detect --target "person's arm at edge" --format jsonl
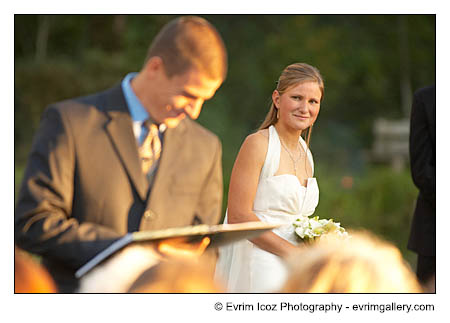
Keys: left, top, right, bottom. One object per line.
{"left": 409, "top": 87, "right": 435, "bottom": 204}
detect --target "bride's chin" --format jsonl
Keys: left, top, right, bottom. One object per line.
{"left": 285, "top": 124, "right": 307, "bottom": 133}
{"left": 290, "top": 121, "right": 310, "bottom": 131}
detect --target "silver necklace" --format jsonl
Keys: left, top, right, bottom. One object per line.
{"left": 279, "top": 136, "right": 303, "bottom": 175}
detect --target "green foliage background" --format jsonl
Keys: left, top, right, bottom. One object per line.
{"left": 14, "top": 15, "right": 435, "bottom": 268}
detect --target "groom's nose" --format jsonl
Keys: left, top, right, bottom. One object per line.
{"left": 184, "top": 99, "right": 204, "bottom": 120}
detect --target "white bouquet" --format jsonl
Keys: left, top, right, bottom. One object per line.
{"left": 293, "top": 215, "right": 348, "bottom": 243}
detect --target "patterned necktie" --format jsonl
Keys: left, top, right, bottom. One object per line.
{"left": 139, "top": 122, "right": 161, "bottom": 176}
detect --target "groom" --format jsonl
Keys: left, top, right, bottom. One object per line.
{"left": 15, "top": 16, "right": 228, "bottom": 292}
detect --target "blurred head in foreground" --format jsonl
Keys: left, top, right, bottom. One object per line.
{"left": 128, "top": 259, "right": 223, "bottom": 293}
{"left": 15, "top": 247, "right": 57, "bottom": 293}
{"left": 281, "top": 231, "right": 422, "bottom": 293}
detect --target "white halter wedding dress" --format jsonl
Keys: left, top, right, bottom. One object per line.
{"left": 215, "top": 125, "right": 319, "bottom": 292}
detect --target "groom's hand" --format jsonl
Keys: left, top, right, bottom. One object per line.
{"left": 155, "top": 236, "right": 211, "bottom": 260}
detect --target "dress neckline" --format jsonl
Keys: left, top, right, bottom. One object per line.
{"left": 270, "top": 125, "right": 314, "bottom": 185}
{"left": 272, "top": 173, "right": 313, "bottom": 189}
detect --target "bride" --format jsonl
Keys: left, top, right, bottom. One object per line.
{"left": 215, "top": 63, "right": 324, "bottom": 292}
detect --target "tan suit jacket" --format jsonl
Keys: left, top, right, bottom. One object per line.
{"left": 15, "top": 84, "right": 223, "bottom": 292}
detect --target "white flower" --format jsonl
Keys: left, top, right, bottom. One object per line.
{"left": 295, "top": 227, "right": 306, "bottom": 239}
{"left": 309, "top": 219, "right": 321, "bottom": 230}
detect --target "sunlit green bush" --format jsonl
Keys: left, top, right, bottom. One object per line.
{"left": 315, "top": 163, "right": 419, "bottom": 266}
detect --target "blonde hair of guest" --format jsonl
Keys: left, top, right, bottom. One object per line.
{"left": 128, "top": 259, "right": 224, "bottom": 293}
{"left": 281, "top": 231, "right": 422, "bottom": 293}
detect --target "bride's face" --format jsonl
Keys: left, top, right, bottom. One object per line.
{"left": 273, "top": 81, "right": 321, "bottom": 131}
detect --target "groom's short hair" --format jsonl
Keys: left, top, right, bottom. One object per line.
{"left": 145, "top": 16, "right": 228, "bottom": 81}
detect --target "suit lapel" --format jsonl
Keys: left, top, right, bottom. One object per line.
{"left": 102, "top": 85, "right": 149, "bottom": 201}
{"left": 147, "top": 119, "right": 187, "bottom": 206}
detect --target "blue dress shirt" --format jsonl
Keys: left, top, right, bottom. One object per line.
{"left": 121, "top": 72, "right": 151, "bottom": 145}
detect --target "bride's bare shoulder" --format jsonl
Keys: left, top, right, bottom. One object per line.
{"left": 239, "top": 129, "right": 269, "bottom": 162}
{"left": 255, "top": 128, "right": 269, "bottom": 139}
{"left": 244, "top": 129, "right": 268, "bottom": 146}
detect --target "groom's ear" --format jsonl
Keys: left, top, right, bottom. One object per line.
{"left": 144, "top": 56, "right": 165, "bottom": 79}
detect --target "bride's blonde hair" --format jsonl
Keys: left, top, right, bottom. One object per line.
{"left": 259, "top": 63, "right": 324, "bottom": 147}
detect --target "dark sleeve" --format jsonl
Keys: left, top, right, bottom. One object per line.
{"left": 15, "top": 105, "right": 121, "bottom": 269}
{"left": 409, "top": 89, "right": 436, "bottom": 204}
{"left": 194, "top": 137, "right": 223, "bottom": 225}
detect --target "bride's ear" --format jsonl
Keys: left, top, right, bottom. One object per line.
{"left": 272, "top": 90, "right": 280, "bottom": 107}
